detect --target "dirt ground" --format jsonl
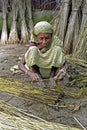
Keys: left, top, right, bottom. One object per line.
{"left": 0, "top": 44, "right": 87, "bottom": 129}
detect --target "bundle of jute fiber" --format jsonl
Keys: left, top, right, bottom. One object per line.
{"left": 0, "top": 100, "right": 82, "bottom": 130}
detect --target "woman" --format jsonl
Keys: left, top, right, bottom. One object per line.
{"left": 18, "top": 21, "right": 68, "bottom": 85}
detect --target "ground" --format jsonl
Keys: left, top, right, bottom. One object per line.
{"left": 0, "top": 44, "right": 87, "bottom": 129}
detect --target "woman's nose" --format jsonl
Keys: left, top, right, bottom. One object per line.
{"left": 42, "top": 39, "right": 47, "bottom": 44}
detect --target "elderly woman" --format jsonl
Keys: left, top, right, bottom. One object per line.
{"left": 18, "top": 21, "right": 68, "bottom": 85}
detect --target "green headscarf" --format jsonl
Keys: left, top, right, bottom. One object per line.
{"left": 33, "top": 21, "right": 53, "bottom": 36}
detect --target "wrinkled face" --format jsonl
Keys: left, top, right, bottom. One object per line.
{"left": 36, "top": 33, "right": 52, "bottom": 48}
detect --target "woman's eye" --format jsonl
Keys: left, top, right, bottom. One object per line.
{"left": 41, "top": 38, "right": 43, "bottom": 40}
{"left": 40, "top": 37, "right": 49, "bottom": 40}
{"left": 38, "top": 38, "right": 43, "bottom": 40}
{"left": 46, "top": 37, "right": 49, "bottom": 40}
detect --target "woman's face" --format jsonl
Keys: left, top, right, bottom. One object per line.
{"left": 36, "top": 33, "right": 52, "bottom": 48}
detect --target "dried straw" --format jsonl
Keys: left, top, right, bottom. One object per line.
{"left": 0, "top": 100, "right": 82, "bottom": 130}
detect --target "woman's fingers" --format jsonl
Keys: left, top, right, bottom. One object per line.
{"left": 31, "top": 73, "right": 41, "bottom": 81}
{"left": 54, "top": 72, "right": 64, "bottom": 81}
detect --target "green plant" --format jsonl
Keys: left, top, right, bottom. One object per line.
{"left": 0, "top": 16, "right": 3, "bottom": 31}
{"left": 33, "top": 14, "right": 54, "bottom": 25}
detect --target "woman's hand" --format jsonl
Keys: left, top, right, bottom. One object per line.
{"left": 54, "top": 69, "right": 66, "bottom": 81}
{"left": 26, "top": 70, "right": 46, "bottom": 87}
{"left": 26, "top": 70, "right": 41, "bottom": 81}
{"left": 54, "top": 61, "right": 68, "bottom": 81}
{"left": 30, "top": 72, "right": 41, "bottom": 81}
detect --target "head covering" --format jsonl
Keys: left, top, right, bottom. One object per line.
{"left": 33, "top": 21, "right": 53, "bottom": 36}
